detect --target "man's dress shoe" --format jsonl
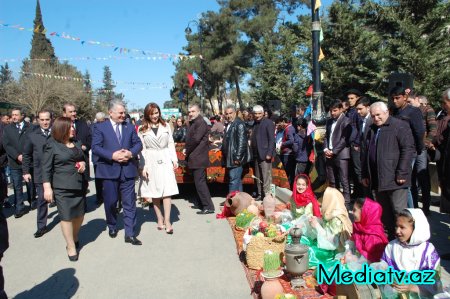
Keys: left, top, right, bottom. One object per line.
{"left": 196, "top": 209, "right": 214, "bottom": 215}
{"left": 109, "top": 229, "right": 118, "bottom": 238}
{"left": 124, "top": 236, "right": 142, "bottom": 245}
{"left": 34, "top": 227, "right": 48, "bottom": 238}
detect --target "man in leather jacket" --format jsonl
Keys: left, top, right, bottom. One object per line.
{"left": 223, "top": 105, "right": 248, "bottom": 192}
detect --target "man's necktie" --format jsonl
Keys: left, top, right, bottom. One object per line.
{"left": 16, "top": 123, "right": 22, "bottom": 134}
{"left": 115, "top": 123, "right": 122, "bottom": 142}
{"left": 44, "top": 129, "right": 50, "bottom": 137}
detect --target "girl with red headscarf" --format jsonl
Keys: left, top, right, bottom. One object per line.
{"left": 352, "top": 197, "right": 388, "bottom": 263}
{"left": 289, "top": 174, "right": 321, "bottom": 218}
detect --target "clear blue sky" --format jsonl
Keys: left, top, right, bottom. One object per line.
{"left": 0, "top": 0, "right": 330, "bottom": 110}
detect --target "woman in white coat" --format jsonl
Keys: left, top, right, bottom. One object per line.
{"left": 139, "top": 103, "right": 179, "bottom": 234}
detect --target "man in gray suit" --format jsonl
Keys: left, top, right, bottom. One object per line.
{"left": 324, "top": 100, "right": 352, "bottom": 209}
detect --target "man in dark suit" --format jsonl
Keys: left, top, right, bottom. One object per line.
{"left": 355, "top": 97, "right": 372, "bottom": 198}
{"left": 0, "top": 119, "right": 8, "bottom": 208}
{"left": 63, "top": 103, "right": 92, "bottom": 197}
{"left": 2, "top": 108, "right": 34, "bottom": 218}
{"left": 324, "top": 100, "right": 352, "bottom": 209}
{"left": 92, "top": 100, "right": 143, "bottom": 245}
{"left": 23, "top": 110, "right": 52, "bottom": 238}
{"left": 91, "top": 112, "right": 107, "bottom": 206}
{"left": 250, "top": 105, "right": 275, "bottom": 200}
{"left": 184, "top": 104, "right": 215, "bottom": 214}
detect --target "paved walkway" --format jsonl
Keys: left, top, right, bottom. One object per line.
{"left": 2, "top": 183, "right": 252, "bottom": 299}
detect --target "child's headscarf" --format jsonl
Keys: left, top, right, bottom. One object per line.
{"left": 321, "top": 187, "right": 353, "bottom": 243}
{"left": 292, "top": 174, "right": 321, "bottom": 217}
{"left": 353, "top": 198, "right": 388, "bottom": 263}
{"left": 382, "top": 209, "right": 440, "bottom": 273}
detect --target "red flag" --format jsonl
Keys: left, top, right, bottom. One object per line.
{"left": 305, "top": 84, "right": 313, "bottom": 97}
{"left": 187, "top": 73, "right": 195, "bottom": 88}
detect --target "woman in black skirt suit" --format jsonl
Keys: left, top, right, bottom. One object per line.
{"left": 42, "top": 117, "right": 87, "bottom": 261}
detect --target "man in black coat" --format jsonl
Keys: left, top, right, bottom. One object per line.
{"left": 184, "top": 104, "right": 215, "bottom": 214}
{"left": 250, "top": 105, "right": 275, "bottom": 200}
{"left": 23, "top": 110, "right": 53, "bottom": 238}
{"left": 0, "top": 120, "right": 8, "bottom": 208}
{"left": 362, "top": 101, "right": 415, "bottom": 240}
{"left": 222, "top": 105, "right": 248, "bottom": 193}
{"left": 324, "top": 100, "right": 352, "bottom": 209}
{"left": 390, "top": 87, "right": 425, "bottom": 209}
{"left": 2, "top": 108, "right": 34, "bottom": 217}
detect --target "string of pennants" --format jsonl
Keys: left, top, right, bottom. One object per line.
{"left": 20, "top": 71, "right": 168, "bottom": 88}
{"left": 0, "top": 22, "right": 200, "bottom": 60}
{"left": 0, "top": 55, "right": 197, "bottom": 63}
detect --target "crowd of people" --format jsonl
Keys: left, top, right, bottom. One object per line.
{"left": 0, "top": 86, "right": 449, "bottom": 297}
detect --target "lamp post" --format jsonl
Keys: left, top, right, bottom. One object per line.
{"left": 310, "top": 0, "right": 326, "bottom": 126}
{"left": 185, "top": 20, "right": 205, "bottom": 113}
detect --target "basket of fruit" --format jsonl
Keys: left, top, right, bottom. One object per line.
{"left": 246, "top": 221, "right": 287, "bottom": 270}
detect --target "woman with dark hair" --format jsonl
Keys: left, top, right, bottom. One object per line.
{"left": 172, "top": 117, "right": 187, "bottom": 143}
{"left": 42, "top": 117, "right": 86, "bottom": 261}
{"left": 138, "top": 103, "right": 179, "bottom": 234}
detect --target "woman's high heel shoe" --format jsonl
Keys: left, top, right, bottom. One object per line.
{"left": 66, "top": 247, "right": 78, "bottom": 262}
{"left": 165, "top": 226, "right": 173, "bottom": 235}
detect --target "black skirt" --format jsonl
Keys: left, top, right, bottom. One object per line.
{"left": 53, "top": 188, "right": 85, "bottom": 221}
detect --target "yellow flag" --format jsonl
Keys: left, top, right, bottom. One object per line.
{"left": 315, "top": 0, "right": 322, "bottom": 11}
{"left": 319, "top": 47, "right": 325, "bottom": 61}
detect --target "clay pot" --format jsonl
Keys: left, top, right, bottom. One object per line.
{"left": 263, "top": 194, "right": 276, "bottom": 219}
{"left": 261, "top": 278, "right": 284, "bottom": 299}
{"left": 225, "top": 192, "right": 254, "bottom": 215}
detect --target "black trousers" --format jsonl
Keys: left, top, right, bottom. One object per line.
{"left": 0, "top": 168, "right": 6, "bottom": 204}
{"left": 191, "top": 168, "right": 214, "bottom": 211}
{"left": 375, "top": 188, "right": 408, "bottom": 240}
{"left": 326, "top": 157, "right": 350, "bottom": 205}
{"left": 93, "top": 165, "right": 103, "bottom": 202}
{"left": 350, "top": 146, "right": 364, "bottom": 198}
{"left": 35, "top": 184, "right": 48, "bottom": 230}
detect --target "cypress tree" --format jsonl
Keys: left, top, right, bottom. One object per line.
{"left": 30, "top": 0, "right": 56, "bottom": 62}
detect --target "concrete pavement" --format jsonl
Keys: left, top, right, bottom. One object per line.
{"left": 2, "top": 182, "right": 252, "bottom": 299}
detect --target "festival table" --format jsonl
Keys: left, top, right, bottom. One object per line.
{"left": 227, "top": 216, "right": 333, "bottom": 299}
{"left": 175, "top": 143, "right": 290, "bottom": 188}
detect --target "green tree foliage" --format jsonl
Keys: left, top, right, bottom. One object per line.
{"left": 320, "top": 0, "right": 388, "bottom": 102}
{"left": 30, "top": 0, "right": 56, "bottom": 63}
{"left": 171, "top": 0, "right": 449, "bottom": 114}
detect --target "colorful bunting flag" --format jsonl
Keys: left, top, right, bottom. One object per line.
{"left": 305, "top": 84, "right": 313, "bottom": 97}
{"left": 187, "top": 73, "right": 195, "bottom": 88}
{"left": 319, "top": 47, "right": 325, "bottom": 61}
{"left": 314, "top": 0, "right": 321, "bottom": 11}
{"left": 0, "top": 22, "right": 200, "bottom": 60}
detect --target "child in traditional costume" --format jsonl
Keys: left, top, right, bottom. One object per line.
{"left": 381, "top": 209, "right": 442, "bottom": 298}
{"left": 289, "top": 174, "right": 321, "bottom": 219}
{"left": 352, "top": 197, "right": 388, "bottom": 263}
{"left": 309, "top": 187, "right": 352, "bottom": 251}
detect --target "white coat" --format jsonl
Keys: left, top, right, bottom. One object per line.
{"left": 138, "top": 124, "right": 179, "bottom": 198}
